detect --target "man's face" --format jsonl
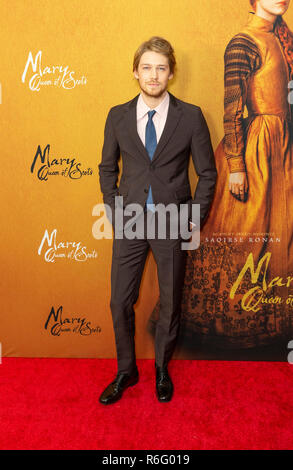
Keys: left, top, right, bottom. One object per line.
{"left": 134, "top": 51, "right": 173, "bottom": 98}
{"left": 258, "top": 0, "right": 290, "bottom": 16}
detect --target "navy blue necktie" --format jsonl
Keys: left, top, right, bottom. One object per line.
{"left": 145, "top": 110, "right": 157, "bottom": 211}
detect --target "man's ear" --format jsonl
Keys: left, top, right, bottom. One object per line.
{"left": 133, "top": 70, "right": 139, "bottom": 80}
{"left": 168, "top": 73, "right": 174, "bottom": 80}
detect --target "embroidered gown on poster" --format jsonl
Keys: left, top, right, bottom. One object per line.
{"left": 149, "top": 13, "right": 293, "bottom": 348}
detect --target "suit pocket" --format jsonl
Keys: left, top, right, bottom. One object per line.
{"left": 174, "top": 184, "right": 191, "bottom": 202}
{"left": 118, "top": 184, "right": 128, "bottom": 197}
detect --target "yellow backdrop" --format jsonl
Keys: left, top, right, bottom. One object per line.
{"left": 1, "top": 0, "right": 292, "bottom": 357}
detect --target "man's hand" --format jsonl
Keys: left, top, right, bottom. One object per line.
{"left": 229, "top": 171, "right": 248, "bottom": 202}
{"left": 188, "top": 221, "right": 198, "bottom": 245}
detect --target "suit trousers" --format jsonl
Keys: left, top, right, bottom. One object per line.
{"left": 110, "top": 208, "right": 187, "bottom": 374}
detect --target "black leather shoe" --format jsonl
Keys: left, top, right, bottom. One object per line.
{"left": 155, "top": 365, "right": 173, "bottom": 402}
{"left": 99, "top": 369, "right": 139, "bottom": 405}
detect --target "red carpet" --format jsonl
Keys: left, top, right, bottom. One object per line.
{"left": 0, "top": 358, "right": 292, "bottom": 450}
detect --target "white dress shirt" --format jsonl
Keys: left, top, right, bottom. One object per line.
{"left": 136, "top": 92, "right": 170, "bottom": 145}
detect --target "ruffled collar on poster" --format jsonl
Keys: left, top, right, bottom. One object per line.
{"left": 247, "top": 11, "right": 276, "bottom": 32}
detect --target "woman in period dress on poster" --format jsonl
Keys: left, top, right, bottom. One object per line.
{"left": 149, "top": 0, "right": 293, "bottom": 349}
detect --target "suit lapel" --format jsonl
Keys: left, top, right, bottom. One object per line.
{"left": 123, "top": 92, "right": 183, "bottom": 164}
{"left": 123, "top": 95, "right": 151, "bottom": 164}
{"left": 152, "top": 93, "right": 183, "bottom": 163}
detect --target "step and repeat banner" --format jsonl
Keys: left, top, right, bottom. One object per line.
{"left": 1, "top": 0, "right": 293, "bottom": 360}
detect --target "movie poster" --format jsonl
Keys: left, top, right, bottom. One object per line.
{"left": 1, "top": 0, "right": 293, "bottom": 362}
{"left": 150, "top": 2, "right": 293, "bottom": 361}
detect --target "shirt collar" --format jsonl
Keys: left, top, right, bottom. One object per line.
{"left": 137, "top": 92, "right": 170, "bottom": 119}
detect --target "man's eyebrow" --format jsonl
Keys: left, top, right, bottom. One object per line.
{"left": 140, "top": 63, "right": 168, "bottom": 66}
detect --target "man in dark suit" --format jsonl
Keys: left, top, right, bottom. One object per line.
{"left": 98, "top": 36, "right": 217, "bottom": 404}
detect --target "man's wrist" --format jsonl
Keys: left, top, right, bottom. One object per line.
{"left": 189, "top": 220, "right": 196, "bottom": 231}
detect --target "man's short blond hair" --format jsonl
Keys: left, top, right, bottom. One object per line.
{"left": 133, "top": 36, "right": 176, "bottom": 74}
